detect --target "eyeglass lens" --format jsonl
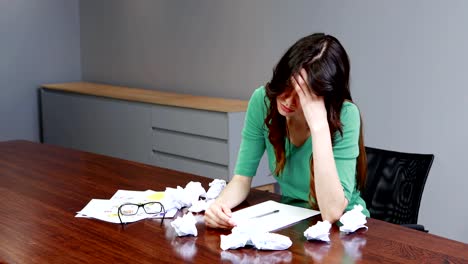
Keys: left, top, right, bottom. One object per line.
{"left": 143, "top": 203, "right": 163, "bottom": 214}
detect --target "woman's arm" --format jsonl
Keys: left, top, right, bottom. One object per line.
{"left": 205, "top": 87, "right": 266, "bottom": 228}
{"left": 204, "top": 175, "right": 252, "bottom": 228}
{"left": 216, "top": 175, "right": 253, "bottom": 208}
{"left": 292, "top": 69, "right": 347, "bottom": 222}
{"left": 310, "top": 124, "right": 348, "bottom": 222}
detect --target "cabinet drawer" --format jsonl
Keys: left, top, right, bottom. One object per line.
{"left": 151, "top": 151, "right": 229, "bottom": 181}
{"left": 151, "top": 105, "right": 228, "bottom": 140}
{"left": 152, "top": 129, "right": 228, "bottom": 165}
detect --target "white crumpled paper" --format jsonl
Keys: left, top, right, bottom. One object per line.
{"left": 220, "top": 221, "right": 292, "bottom": 251}
{"left": 185, "top": 181, "right": 207, "bottom": 201}
{"left": 250, "top": 232, "right": 293, "bottom": 250}
{"left": 220, "top": 233, "right": 251, "bottom": 250}
{"left": 162, "top": 186, "right": 191, "bottom": 210}
{"left": 171, "top": 212, "right": 198, "bottom": 237}
{"left": 188, "top": 198, "right": 214, "bottom": 213}
{"left": 162, "top": 181, "right": 207, "bottom": 210}
{"left": 205, "top": 179, "right": 226, "bottom": 200}
{"left": 220, "top": 232, "right": 292, "bottom": 251}
{"left": 187, "top": 179, "right": 224, "bottom": 212}
{"left": 165, "top": 179, "right": 228, "bottom": 237}
{"left": 339, "top": 205, "right": 368, "bottom": 234}
{"left": 304, "top": 220, "right": 332, "bottom": 242}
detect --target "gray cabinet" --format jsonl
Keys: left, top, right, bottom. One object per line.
{"left": 41, "top": 82, "right": 273, "bottom": 187}
{"left": 41, "top": 89, "right": 151, "bottom": 163}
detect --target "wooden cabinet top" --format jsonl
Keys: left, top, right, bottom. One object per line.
{"left": 42, "top": 82, "right": 248, "bottom": 112}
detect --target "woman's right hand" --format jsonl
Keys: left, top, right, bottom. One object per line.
{"left": 204, "top": 201, "right": 236, "bottom": 229}
{"left": 291, "top": 68, "right": 328, "bottom": 132}
{"left": 204, "top": 175, "right": 252, "bottom": 229}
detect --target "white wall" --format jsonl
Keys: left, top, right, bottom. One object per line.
{"left": 0, "top": 0, "right": 81, "bottom": 141}
{"left": 311, "top": 0, "right": 468, "bottom": 243}
{"left": 80, "top": 0, "right": 468, "bottom": 243}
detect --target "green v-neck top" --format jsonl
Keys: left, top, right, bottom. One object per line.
{"left": 234, "top": 86, "right": 369, "bottom": 216}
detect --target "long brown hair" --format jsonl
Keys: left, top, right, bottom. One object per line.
{"left": 264, "top": 33, "right": 367, "bottom": 210}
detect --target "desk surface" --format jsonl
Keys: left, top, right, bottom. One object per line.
{"left": 42, "top": 82, "right": 248, "bottom": 112}
{"left": 1, "top": 140, "right": 467, "bottom": 263}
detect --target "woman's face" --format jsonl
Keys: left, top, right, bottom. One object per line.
{"left": 276, "top": 87, "right": 303, "bottom": 118}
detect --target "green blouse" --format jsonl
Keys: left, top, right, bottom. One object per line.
{"left": 234, "top": 86, "right": 369, "bottom": 216}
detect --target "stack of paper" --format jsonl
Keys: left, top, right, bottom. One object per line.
{"left": 76, "top": 190, "right": 178, "bottom": 224}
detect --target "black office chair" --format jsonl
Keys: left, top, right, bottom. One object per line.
{"left": 362, "top": 146, "right": 434, "bottom": 232}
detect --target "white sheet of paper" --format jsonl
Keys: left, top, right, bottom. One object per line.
{"left": 231, "top": 200, "right": 320, "bottom": 233}
{"left": 75, "top": 189, "right": 179, "bottom": 224}
{"left": 75, "top": 199, "right": 125, "bottom": 224}
{"left": 76, "top": 199, "right": 178, "bottom": 222}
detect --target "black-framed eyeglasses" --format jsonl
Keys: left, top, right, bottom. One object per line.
{"left": 117, "top": 202, "right": 166, "bottom": 226}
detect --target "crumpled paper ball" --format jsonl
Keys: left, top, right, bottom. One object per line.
{"left": 188, "top": 199, "right": 214, "bottom": 213}
{"left": 339, "top": 205, "right": 368, "bottom": 234}
{"left": 220, "top": 232, "right": 292, "bottom": 251}
{"left": 304, "top": 220, "right": 332, "bottom": 242}
{"left": 220, "top": 221, "right": 292, "bottom": 251}
{"left": 250, "top": 232, "right": 293, "bottom": 250}
{"left": 171, "top": 212, "right": 198, "bottom": 237}
{"left": 184, "top": 181, "right": 207, "bottom": 203}
{"left": 205, "top": 179, "right": 226, "bottom": 199}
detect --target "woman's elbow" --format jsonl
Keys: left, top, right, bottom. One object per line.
{"left": 321, "top": 209, "right": 344, "bottom": 223}
{"left": 321, "top": 199, "right": 348, "bottom": 223}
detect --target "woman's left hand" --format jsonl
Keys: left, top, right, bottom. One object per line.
{"left": 291, "top": 68, "right": 328, "bottom": 132}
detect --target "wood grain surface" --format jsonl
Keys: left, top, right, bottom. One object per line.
{"left": 1, "top": 140, "right": 467, "bottom": 263}
{"left": 42, "top": 82, "right": 248, "bottom": 112}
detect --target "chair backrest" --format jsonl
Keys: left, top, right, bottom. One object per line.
{"left": 362, "top": 147, "right": 434, "bottom": 225}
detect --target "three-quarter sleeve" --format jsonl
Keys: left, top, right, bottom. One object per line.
{"left": 234, "top": 87, "right": 267, "bottom": 177}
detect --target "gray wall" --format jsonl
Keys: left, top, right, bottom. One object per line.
{"left": 0, "top": 0, "right": 81, "bottom": 142}
{"left": 80, "top": 0, "right": 468, "bottom": 243}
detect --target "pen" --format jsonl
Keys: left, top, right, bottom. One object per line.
{"left": 250, "top": 209, "right": 280, "bottom": 219}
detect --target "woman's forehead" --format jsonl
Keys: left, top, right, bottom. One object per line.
{"left": 279, "top": 85, "right": 297, "bottom": 97}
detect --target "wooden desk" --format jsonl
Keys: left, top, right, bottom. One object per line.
{"left": 1, "top": 140, "right": 467, "bottom": 263}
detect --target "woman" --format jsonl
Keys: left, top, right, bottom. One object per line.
{"left": 204, "top": 33, "right": 369, "bottom": 229}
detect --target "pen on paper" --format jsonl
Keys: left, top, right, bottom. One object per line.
{"left": 250, "top": 209, "right": 280, "bottom": 219}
